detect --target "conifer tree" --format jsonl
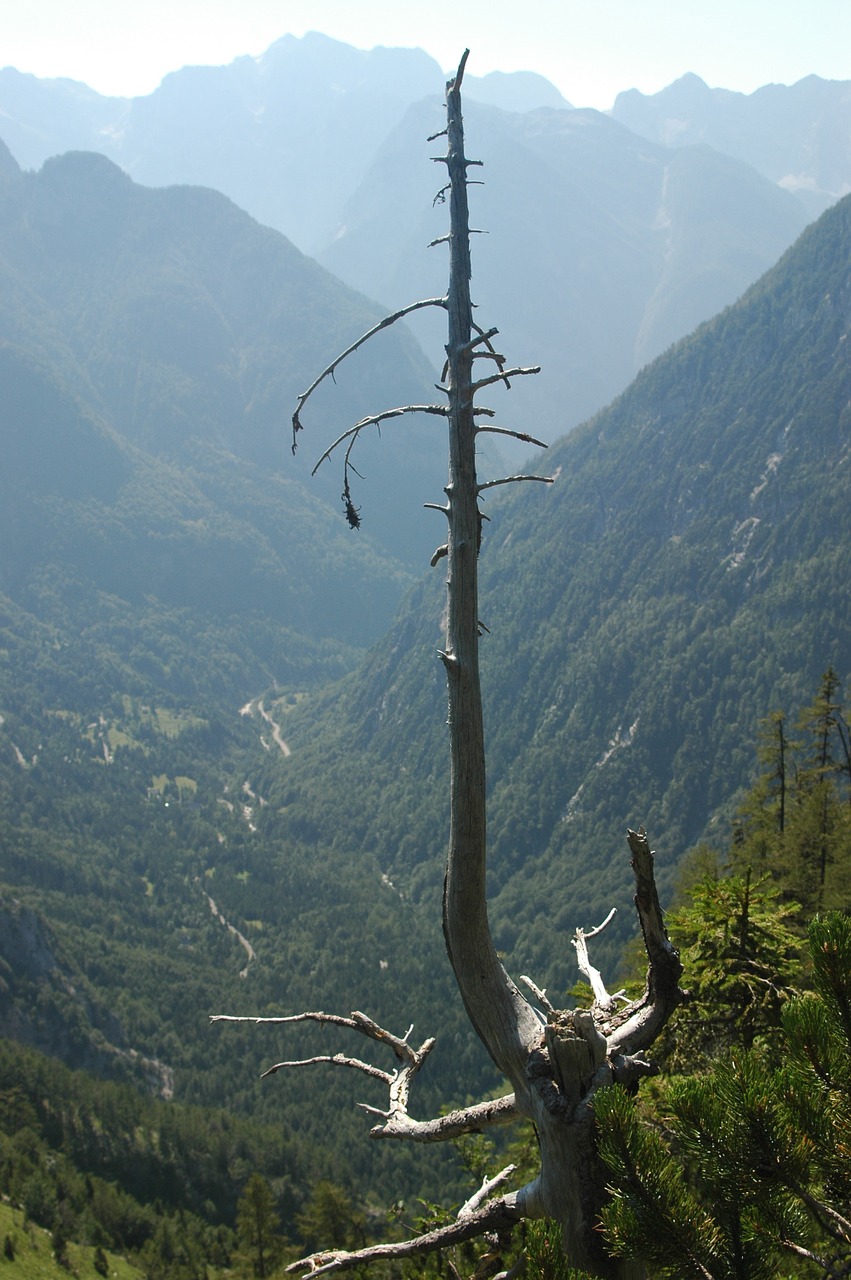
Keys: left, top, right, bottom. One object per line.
{"left": 730, "top": 672, "right": 851, "bottom": 915}
{"left": 594, "top": 913, "right": 851, "bottom": 1278}
{"left": 237, "top": 1173, "right": 283, "bottom": 1279}
{"left": 655, "top": 871, "right": 801, "bottom": 1072}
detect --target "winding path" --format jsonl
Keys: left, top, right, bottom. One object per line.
{"left": 205, "top": 892, "right": 257, "bottom": 978}
{"left": 239, "top": 696, "right": 292, "bottom": 757}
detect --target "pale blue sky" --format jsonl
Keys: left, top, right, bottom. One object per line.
{"left": 4, "top": 0, "right": 850, "bottom": 108}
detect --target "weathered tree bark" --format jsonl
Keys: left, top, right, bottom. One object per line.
{"left": 438, "top": 54, "right": 678, "bottom": 1279}
{"left": 439, "top": 51, "right": 546, "bottom": 1087}
{"left": 215, "top": 50, "right": 683, "bottom": 1280}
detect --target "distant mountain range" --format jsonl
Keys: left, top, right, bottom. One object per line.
{"left": 612, "top": 72, "right": 851, "bottom": 218}
{"left": 2, "top": 35, "right": 848, "bottom": 441}
{"left": 319, "top": 95, "right": 809, "bottom": 442}
{"left": 0, "top": 33, "right": 568, "bottom": 253}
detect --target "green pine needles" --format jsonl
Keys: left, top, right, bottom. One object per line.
{"left": 595, "top": 912, "right": 851, "bottom": 1278}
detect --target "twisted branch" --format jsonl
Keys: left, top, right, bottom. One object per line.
{"left": 287, "top": 1190, "right": 524, "bottom": 1277}
{"left": 472, "top": 365, "right": 541, "bottom": 393}
{"left": 310, "top": 405, "right": 449, "bottom": 477}
{"left": 211, "top": 1008, "right": 520, "bottom": 1142}
{"left": 478, "top": 475, "right": 554, "bottom": 493}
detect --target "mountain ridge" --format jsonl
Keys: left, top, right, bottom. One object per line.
{"left": 612, "top": 71, "right": 851, "bottom": 217}
{"left": 3, "top": 38, "right": 846, "bottom": 449}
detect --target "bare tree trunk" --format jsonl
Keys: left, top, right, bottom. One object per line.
{"left": 440, "top": 52, "right": 545, "bottom": 1086}
{"left": 439, "top": 55, "right": 667, "bottom": 1278}
{"left": 219, "top": 49, "right": 682, "bottom": 1280}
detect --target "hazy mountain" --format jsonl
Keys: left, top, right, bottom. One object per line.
{"left": 612, "top": 73, "right": 851, "bottom": 218}
{"left": 0, "top": 143, "right": 448, "bottom": 589}
{"left": 0, "top": 34, "right": 565, "bottom": 254}
{"left": 465, "top": 68, "right": 570, "bottom": 112}
{"left": 320, "top": 97, "right": 809, "bottom": 442}
{"left": 3, "top": 36, "right": 845, "bottom": 446}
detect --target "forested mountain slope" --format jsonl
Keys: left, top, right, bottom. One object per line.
{"left": 263, "top": 192, "right": 851, "bottom": 986}
{"left": 0, "top": 133, "right": 464, "bottom": 1200}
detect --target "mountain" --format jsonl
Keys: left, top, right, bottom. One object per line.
{"left": 1, "top": 52, "right": 850, "bottom": 1231}
{"left": 259, "top": 192, "right": 851, "bottom": 986}
{"left": 0, "top": 141, "right": 449, "bottom": 633}
{"left": 0, "top": 136, "right": 475, "bottom": 1206}
{"left": 0, "top": 144, "right": 848, "bottom": 1247}
{"left": 612, "top": 73, "right": 851, "bottom": 218}
{"left": 3, "top": 37, "right": 842, "bottom": 446}
{"left": 0, "top": 34, "right": 566, "bottom": 254}
{"left": 0, "top": 139, "right": 449, "bottom": 1155}
{"left": 465, "top": 68, "right": 570, "bottom": 112}
{"left": 320, "top": 96, "right": 809, "bottom": 442}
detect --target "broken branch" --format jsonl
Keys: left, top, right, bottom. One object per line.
{"left": 605, "top": 828, "right": 684, "bottom": 1054}
{"left": 572, "top": 910, "right": 621, "bottom": 1011}
{"left": 291, "top": 298, "right": 448, "bottom": 451}
{"left": 477, "top": 475, "right": 555, "bottom": 493}
{"left": 472, "top": 366, "right": 541, "bottom": 393}
{"left": 310, "top": 404, "right": 449, "bottom": 476}
{"left": 263, "top": 1054, "right": 391, "bottom": 1083}
{"left": 287, "top": 1191, "right": 524, "bottom": 1277}
{"left": 367, "top": 1093, "right": 520, "bottom": 1143}
{"left": 476, "top": 426, "right": 549, "bottom": 449}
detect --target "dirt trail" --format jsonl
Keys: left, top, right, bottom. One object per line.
{"left": 205, "top": 892, "right": 257, "bottom": 978}
{"left": 239, "top": 697, "right": 291, "bottom": 757}
{"left": 257, "top": 700, "right": 291, "bottom": 756}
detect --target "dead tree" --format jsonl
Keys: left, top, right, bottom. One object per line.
{"left": 214, "top": 51, "right": 682, "bottom": 1279}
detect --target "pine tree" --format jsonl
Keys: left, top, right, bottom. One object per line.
{"left": 732, "top": 711, "right": 794, "bottom": 877}
{"left": 730, "top": 673, "right": 851, "bottom": 916}
{"left": 295, "top": 1181, "right": 364, "bottom": 1254}
{"left": 656, "top": 871, "right": 801, "bottom": 1072}
{"left": 236, "top": 1173, "right": 283, "bottom": 1279}
{"left": 785, "top": 669, "right": 851, "bottom": 913}
{"left": 595, "top": 913, "right": 851, "bottom": 1278}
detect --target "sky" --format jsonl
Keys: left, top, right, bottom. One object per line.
{"left": 4, "top": 0, "right": 850, "bottom": 109}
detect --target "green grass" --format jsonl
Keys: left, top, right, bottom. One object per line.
{"left": 152, "top": 707, "right": 207, "bottom": 739}
{"left": 0, "top": 1202, "right": 142, "bottom": 1280}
